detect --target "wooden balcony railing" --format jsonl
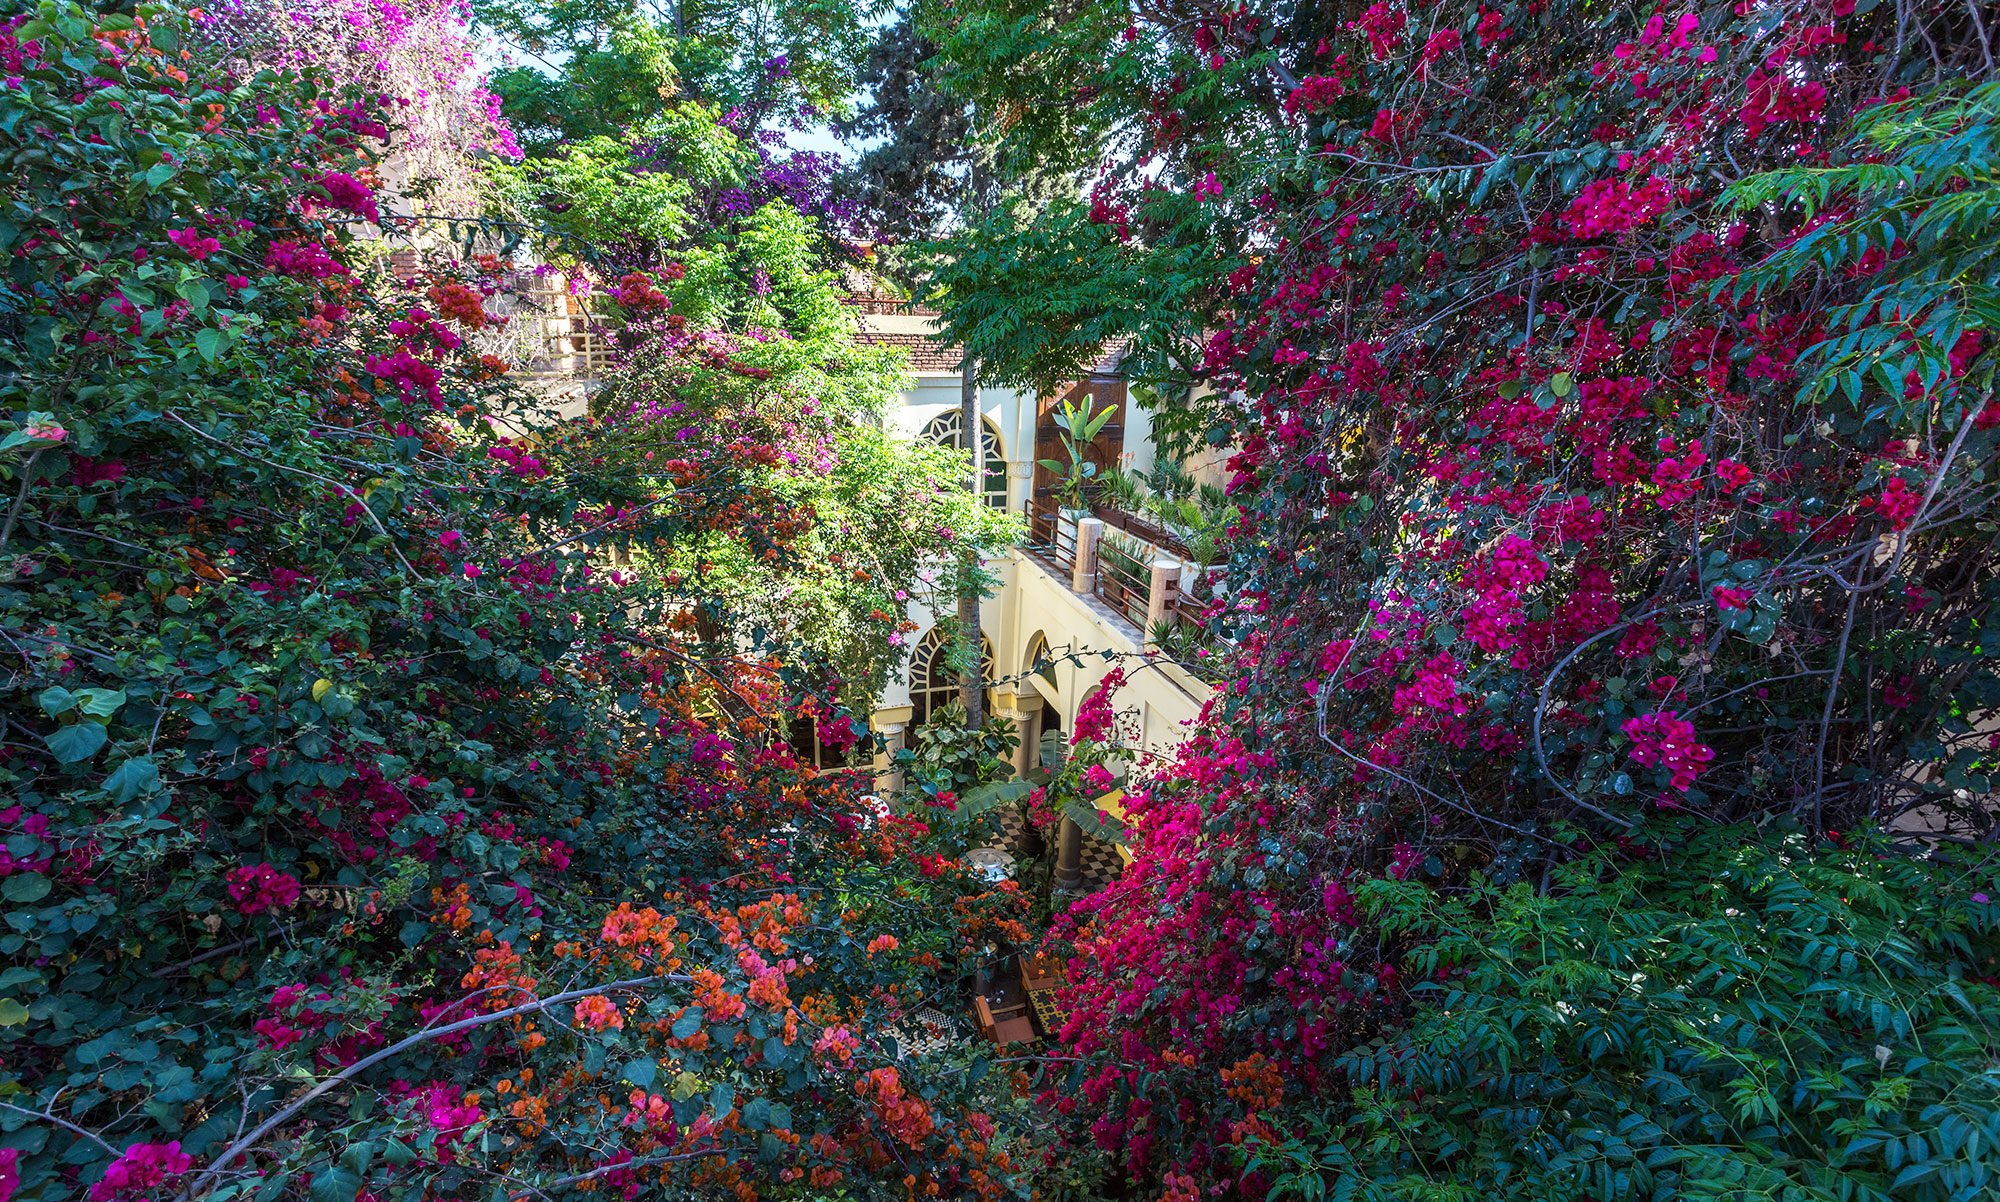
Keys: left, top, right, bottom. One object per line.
{"left": 1020, "top": 497, "right": 1228, "bottom": 677}
{"left": 1093, "top": 538, "right": 1152, "bottom": 630}
{"left": 1021, "top": 496, "right": 1078, "bottom": 579}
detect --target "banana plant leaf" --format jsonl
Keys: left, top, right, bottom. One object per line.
{"left": 1063, "top": 797, "right": 1129, "bottom": 845}
{"left": 953, "top": 778, "right": 1035, "bottom": 818}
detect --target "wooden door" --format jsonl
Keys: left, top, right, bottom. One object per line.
{"left": 1033, "top": 376, "right": 1126, "bottom": 502}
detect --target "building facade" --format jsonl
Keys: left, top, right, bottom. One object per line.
{"left": 851, "top": 298, "right": 1219, "bottom": 848}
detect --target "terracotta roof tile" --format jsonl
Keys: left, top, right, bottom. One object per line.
{"left": 859, "top": 329, "right": 964, "bottom": 373}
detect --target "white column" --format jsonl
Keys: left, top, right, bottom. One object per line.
{"left": 873, "top": 719, "right": 908, "bottom": 796}
{"left": 991, "top": 688, "right": 1033, "bottom": 779}
{"left": 1008, "top": 459, "right": 1034, "bottom": 514}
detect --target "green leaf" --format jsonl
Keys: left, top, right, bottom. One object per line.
{"left": 38, "top": 687, "right": 77, "bottom": 717}
{"left": 74, "top": 688, "right": 126, "bottom": 718}
{"left": 145, "top": 161, "right": 175, "bottom": 189}
{"left": 2, "top": 873, "right": 50, "bottom": 904}
{"left": 708, "top": 1080, "right": 735, "bottom": 1118}
{"left": 46, "top": 722, "right": 108, "bottom": 763}
{"left": 742, "top": 1097, "right": 771, "bottom": 1130}
{"left": 623, "top": 1057, "right": 657, "bottom": 1088}
{"left": 195, "top": 327, "right": 223, "bottom": 362}
{"left": 0, "top": 998, "right": 27, "bottom": 1026}
{"left": 671, "top": 1008, "right": 704, "bottom": 1039}
{"left": 103, "top": 756, "right": 160, "bottom": 804}
{"left": 955, "top": 779, "right": 1033, "bottom": 817}
{"left": 339, "top": 1144, "right": 374, "bottom": 1179}
{"left": 1549, "top": 371, "right": 1574, "bottom": 397}
{"left": 308, "top": 1165, "right": 362, "bottom": 1202}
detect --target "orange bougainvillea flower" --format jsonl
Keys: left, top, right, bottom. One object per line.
{"left": 573, "top": 995, "right": 625, "bottom": 1031}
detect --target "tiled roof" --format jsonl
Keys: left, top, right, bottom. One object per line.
{"left": 859, "top": 328, "right": 966, "bottom": 373}
{"left": 1087, "top": 343, "right": 1129, "bottom": 375}
{"left": 843, "top": 286, "right": 1125, "bottom": 378}
{"left": 843, "top": 294, "right": 939, "bottom": 316}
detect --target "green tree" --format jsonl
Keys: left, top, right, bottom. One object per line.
{"left": 477, "top": 0, "right": 881, "bottom": 151}
{"left": 0, "top": 6, "right": 1039, "bottom": 1197}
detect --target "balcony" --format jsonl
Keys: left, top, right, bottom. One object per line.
{"left": 1016, "top": 498, "right": 1228, "bottom": 680}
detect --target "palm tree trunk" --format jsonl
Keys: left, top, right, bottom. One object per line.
{"left": 958, "top": 355, "right": 985, "bottom": 728}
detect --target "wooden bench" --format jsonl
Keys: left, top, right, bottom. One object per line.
{"left": 973, "top": 995, "right": 1036, "bottom": 1045}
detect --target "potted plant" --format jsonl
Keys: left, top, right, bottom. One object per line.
{"left": 1097, "top": 531, "right": 1147, "bottom": 611}
{"left": 1037, "top": 396, "right": 1118, "bottom": 547}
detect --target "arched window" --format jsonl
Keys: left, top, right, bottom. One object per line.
{"left": 922, "top": 411, "right": 1008, "bottom": 508}
{"left": 911, "top": 625, "right": 996, "bottom": 725}
{"left": 1023, "top": 632, "right": 1058, "bottom": 687}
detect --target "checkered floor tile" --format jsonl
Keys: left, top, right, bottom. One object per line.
{"left": 886, "top": 1005, "right": 962, "bottom": 1059}
{"left": 1072, "top": 833, "right": 1124, "bottom": 893}
{"left": 985, "top": 803, "right": 1124, "bottom": 894}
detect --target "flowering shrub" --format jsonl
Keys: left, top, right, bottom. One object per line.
{"left": 196, "top": 0, "right": 521, "bottom": 211}
{"left": 928, "top": 0, "right": 2000, "bottom": 1186}
{"left": 0, "top": 6, "right": 1032, "bottom": 1197}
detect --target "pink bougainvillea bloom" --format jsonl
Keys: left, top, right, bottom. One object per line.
{"left": 226, "top": 863, "right": 301, "bottom": 913}
{"left": 254, "top": 1018, "right": 303, "bottom": 1050}
{"left": 1877, "top": 476, "right": 1922, "bottom": 528}
{"left": 89, "top": 1142, "right": 194, "bottom": 1201}
{"left": 1622, "top": 711, "right": 1715, "bottom": 792}
{"left": 166, "top": 227, "right": 220, "bottom": 260}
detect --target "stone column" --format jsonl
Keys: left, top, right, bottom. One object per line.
{"left": 1145, "top": 558, "right": 1181, "bottom": 644}
{"left": 991, "top": 687, "right": 1033, "bottom": 779}
{"left": 1053, "top": 815, "right": 1083, "bottom": 891}
{"left": 871, "top": 704, "right": 914, "bottom": 797}
{"left": 1072, "top": 517, "right": 1104, "bottom": 595}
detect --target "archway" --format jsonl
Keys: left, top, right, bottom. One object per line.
{"left": 910, "top": 625, "right": 996, "bottom": 726}
{"left": 922, "top": 410, "right": 1009, "bottom": 508}
{"left": 1021, "top": 632, "right": 1061, "bottom": 773}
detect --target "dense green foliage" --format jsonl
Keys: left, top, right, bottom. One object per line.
{"left": 492, "top": 90, "right": 1018, "bottom": 714}
{"left": 0, "top": 4, "right": 1032, "bottom": 1198}
{"left": 1248, "top": 825, "right": 2000, "bottom": 1202}
{"left": 477, "top": 0, "right": 879, "bottom": 150}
